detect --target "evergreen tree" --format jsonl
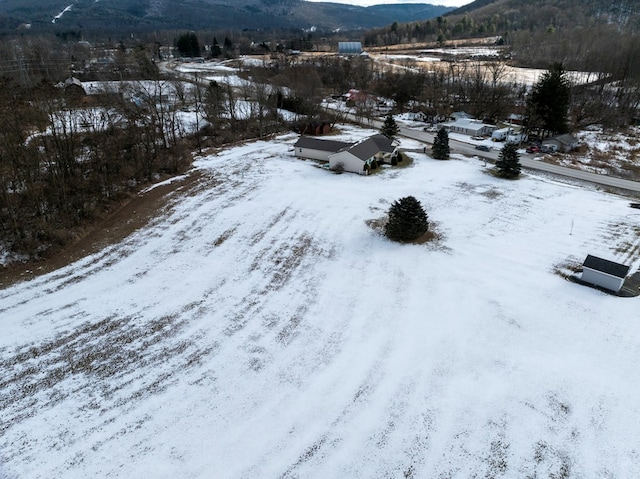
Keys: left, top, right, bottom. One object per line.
{"left": 385, "top": 196, "right": 429, "bottom": 242}
{"left": 204, "top": 80, "right": 227, "bottom": 131}
{"left": 431, "top": 127, "right": 450, "bottom": 160}
{"left": 223, "top": 36, "right": 234, "bottom": 58}
{"left": 175, "top": 32, "right": 201, "bottom": 58}
{"left": 526, "top": 62, "right": 570, "bottom": 137}
{"left": 495, "top": 142, "right": 521, "bottom": 178}
{"left": 210, "top": 37, "right": 222, "bottom": 58}
{"left": 380, "top": 114, "right": 399, "bottom": 140}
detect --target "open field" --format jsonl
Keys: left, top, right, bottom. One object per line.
{"left": 1, "top": 127, "right": 640, "bottom": 478}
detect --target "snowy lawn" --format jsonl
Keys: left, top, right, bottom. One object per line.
{"left": 1, "top": 129, "right": 640, "bottom": 478}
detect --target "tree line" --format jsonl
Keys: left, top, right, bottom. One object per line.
{"left": 0, "top": 67, "right": 304, "bottom": 260}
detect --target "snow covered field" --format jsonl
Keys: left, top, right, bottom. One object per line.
{"left": 2, "top": 127, "right": 640, "bottom": 478}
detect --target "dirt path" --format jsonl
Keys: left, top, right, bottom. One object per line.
{"left": 0, "top": 169, "right": 203, "bottom": 290}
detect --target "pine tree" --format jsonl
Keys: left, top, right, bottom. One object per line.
{"left": 495, "top": 142, "right": 521, "bottom": 178}
{"left": 175, "top": 32, "right": 201, "bottom": 58}
{"left": 526, "top": 62, "right": 570, "bottom": 137}
{"left": 380, "top": 114, "right": 399, "bottom": 140}
{"left": 385, "top": 196, "right": 429, "bottom": 242}
{"left": 431, "top": 127, "right": 450, "bottom": 160}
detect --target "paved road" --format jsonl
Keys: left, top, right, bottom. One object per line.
{"left": 346, "top": 112, "right": 640, "bottom": 194}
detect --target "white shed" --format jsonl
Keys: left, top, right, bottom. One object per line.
{"left": 581, "top": 255, "right": 630, "bottom": 293}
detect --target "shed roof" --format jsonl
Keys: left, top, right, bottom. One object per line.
{"left": 583, "top": 255, "right": 630, "bottom": 278}
{"left": 294, "top": 136, "right": 352, "bottom": 153}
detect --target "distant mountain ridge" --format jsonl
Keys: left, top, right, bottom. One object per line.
{"left": 446, "top": 0, "right": 640, "bottom": 32}
{"left": 0, "top": 0, "right": 454, "bottom": 33}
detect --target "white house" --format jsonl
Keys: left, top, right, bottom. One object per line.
{"left": 581, "top": 254, "right": 630, "bottom": 293}
{"left": 329, "top": 134, "right": 397, "bottom": 174}
{"left": 443, "top": 118, "right": 496, "bottom": 137}
{"left": 293, "top": 136, "right": 352, "bottom": 161}
{"left": 542, "top": 134, "right": 580, "bottom": 153}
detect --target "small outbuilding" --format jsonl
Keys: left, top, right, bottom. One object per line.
{"left": 58, "top": 77, "right": 87, "bottom": 96}
{"left": 581, "top": 254, "right": 630, "bottom": 293}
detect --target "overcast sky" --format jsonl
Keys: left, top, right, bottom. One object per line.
{"left": 305, "top": 0, "right": 472, "bottom": 7}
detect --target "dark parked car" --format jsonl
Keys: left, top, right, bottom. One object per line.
{"left": 475, "top": 145, "right": 490, "bottom": 152}
{"left": 526, "top": 146, "right": 540, "bottom": 153}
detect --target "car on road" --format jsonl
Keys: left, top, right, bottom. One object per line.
{"left": 475, "top": 145, "right": 490, "bottom": 152}
{"left": 423, "top": 126, "right": 438, "bottom": 132}
{"left": 526, "top": 146, "right": 540, "bottom": 153}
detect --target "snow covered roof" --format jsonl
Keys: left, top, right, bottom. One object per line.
{"left": 583, "top": 255, "right": 630, "bottom": 278}
{"left": 444, "top": 118, "right": 494, "bottom": 133}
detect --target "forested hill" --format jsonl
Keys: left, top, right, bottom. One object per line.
{"left": 0, "top": 0, "right": 453, "bottom": 33}
{"left": 364, "top": 0, "right": 640, "bottom": 75}
{"left": 445, "top": 0, "right": 640, "bottom": 35}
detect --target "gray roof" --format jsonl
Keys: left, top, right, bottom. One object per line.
{"left": 583, "top": 255, "right": 630, "bottom": 278}
{"left": 546, "top": 134, "right": 579, "bottom": 145}
{"left": 343, "top": 134, "right": 395, "bottom": 161}
{"left": 294, "top": 136, "right": 352, "bottom": 152}
{"left": 368, "top": 134, "right": 396, "bottom": 154}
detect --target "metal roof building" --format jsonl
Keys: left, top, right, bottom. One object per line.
{"left": 338, "top": 42, "right": 362, "bottom": 55}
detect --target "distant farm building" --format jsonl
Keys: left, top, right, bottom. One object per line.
{"left": 443, "top": 118, "right": 496, "bottom": 137}
{"left": 450, "top": 111, "right": 474, "bottom": 121}
{"left": 581, "top": 255, "right": 630, "bottom": 293}
{"left": 59, "top": 77, "right": 86, "bottom": 96}
{"left": 506, "top": 113, "right": 525, "bottom": 125}
{"left": 338, "top": 42, "right": 363, "bottom": 55}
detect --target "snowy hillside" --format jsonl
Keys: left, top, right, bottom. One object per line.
{"left": 1, "top": 126, "right": 640, "bottom": 478}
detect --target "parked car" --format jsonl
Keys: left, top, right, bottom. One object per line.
{"left": 526, "top": 146, "right": 540, "bottom": 153}
{"left": 475, "top": 145, "right": 490, "bottom": 152}
{"left": 423, "top": 126, "right": 438, "bottom": 132}
{"left": 471, "top": 136, "right": 484, "bottom": 141}
{"left": 540, "top": 144, "right": 558, "bottom": 153}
